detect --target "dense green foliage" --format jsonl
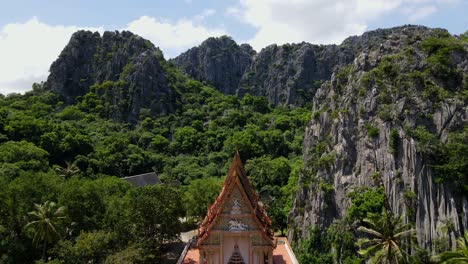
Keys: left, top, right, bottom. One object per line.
{"left": 183, "top": 177, "right": 222, "bottom": 220}
{"left": 0, "top": 62, "right": 308, "bottom": 262}
{"left": 347, "top": 187, "right": 386, "bottom": 222}
{"left": 295, "top": 225, "right": 362, "bottom": 264}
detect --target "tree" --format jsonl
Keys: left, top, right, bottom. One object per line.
{"left": 128, "top": 185, "right": 184, "bottom": 252}
{"left": 58, "top": 178, "right": 106, "bottom": 232}
{"left": 259, "top": 129, "right": 289, "bottom": 157}
{"left": 55, "top": 161, "right": 80, "bottom": 178}
{"left": 184, "top": 177, "right": 222, "bottom": 221}
{"left": 347, "top": 187, "right": 385, "bottom": 223}
{"left": 224, "top": 125, "right": 263, "bottom": 160}
{"left": 0, "top": 140, "right": 49, "bottom": 173}
{"left": 25, "top": 201, "right": 68, "bottom": 260}
{"left": 240, "top": 94, "right": 270, "bottom": 113}
{"left": 356, "top": 209, "right": 415, "bottom": 264}
{"left": 149, "top": 134, "right": 170, "bottom": 152}
{"left": 172, "top": 126, "right": 200, "bottom": 154}
{"left": 52, "top": 230, "right": 116, "bottom": 264}
{"left": 245, "top": 156, "right": 291, "bottom": 190}
{"left": 432, "top": 231, "right": 468, "bottom": 264}
{"left": 327, "top": 220, "right": 361, "bottom": 263}
{"left": 296, "top": 227, "right": 333, "bottom": 264}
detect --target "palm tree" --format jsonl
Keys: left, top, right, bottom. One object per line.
{"left": 356, "top": 209, "right": 416, "bottom": 263}
{"left": 431, "top": 231, "right": 468, "bottom": 263}
{"left": 55, "top": 161, "right": 80, "bottom": 178}
{"left": 25, "top": 201, "right": 68, "bottom": 260}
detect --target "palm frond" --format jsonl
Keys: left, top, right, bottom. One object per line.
{"left": 358, "top": 226, "right": 384, "bottom": 238}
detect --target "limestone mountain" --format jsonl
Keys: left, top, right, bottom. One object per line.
{"left": 45, "top": 30, "right": 175, "bottom": 123}
{"left": 171, "top": 35, "right": 255, "bottom": 95}
{"left": 288, "top": 26, "right": 468, "bottom": 252}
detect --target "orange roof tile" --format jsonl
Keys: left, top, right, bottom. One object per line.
{"left": 273, "top": 237, "right": 299, "bottom": 264}
{"left": 181, "top": 248, "right": 199, "bottom": 264}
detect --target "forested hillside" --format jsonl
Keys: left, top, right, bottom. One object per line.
{"left": 0, "top": 52, "right": 308, "bottom": 263}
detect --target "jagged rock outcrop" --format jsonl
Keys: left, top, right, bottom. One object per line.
{"left": 45, "top": 30, "right": 174, "bottom": 123}
{"left": 238, "top": 43, "right": 354, "bottom": 106}
{"left": 289, "top": 26, "right": 468, "bottom": 252}
{"left": 171, "top": 36, "right": 255, "bottom": 95}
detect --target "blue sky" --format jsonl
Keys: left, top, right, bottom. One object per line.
{"left": 0, "top": 0, "right": 467, "bottom": 94}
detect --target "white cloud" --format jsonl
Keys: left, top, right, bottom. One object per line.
{"left": 232, "top": 0, "right": 404, "bottom": 50}
{"left": 0, "top": 75, "right": 47, "bottom": 95}
{"left": 125, "top": 15, "right": 226, "bottom": 58}
{"left": 231, "top": 0, "right": 452, "bottom": 51}
{"left": 0, "top": 18, "right": 103, "bottom": 95}
{"left": 225, "top": 6, "right": 244, "bottom": 19}
{"left": 404, "top": 5, "right": 438, "bottom": 21}
{"left": 194, "top": 9, "right": 216, "bottom": 21}
{"left": 435, "top": 0, "right": 461, "bottom": 5}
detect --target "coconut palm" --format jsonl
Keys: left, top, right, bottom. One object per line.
{"left": 432, "top": 231, "right": 468, "bottom": 264}
{"left": 55, "top": 161, "right": 80, "bottom": 178}
{"left": 25, "top": 201, "right": 68, "bottom": 260}
{"left": 356, "top": 209, "right": 416, "bottom": 264}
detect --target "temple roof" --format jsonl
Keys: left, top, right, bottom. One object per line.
{"left": 196, "top": 151, "right": 273, "bottom": 246}
{"left": 122, "top": 172, "right": 161, "bottom": 187}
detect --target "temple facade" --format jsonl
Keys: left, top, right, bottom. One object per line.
{"left": 180, "top": 151, "right": 298, "bottom": 264}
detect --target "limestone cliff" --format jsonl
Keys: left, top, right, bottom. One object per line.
{"left": 288, "top": 26, "right": 468, "bottom": 252}
{"left": 171, "top": 36, "right": 255, "bottom": 95}
{"left": 45, "top": 30, "right": 174, "bottom": 123}
{"left": 238, "top": 43, "right": 353, "bottom": 106}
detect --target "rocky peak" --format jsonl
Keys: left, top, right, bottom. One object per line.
{"left": 342, "top": 25, "right": 435, "bottom": 52}
{"left": 171, "top": 35, "right": 255, "bottom": 95}
{"left": 44, "top": 30, "right": 173, "bottom": 123}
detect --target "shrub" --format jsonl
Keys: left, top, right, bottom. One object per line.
{"left": 365, "top": 124, "right": 379, "bottom": 138}
{"left": 389, "top": 128, "right": 400, "bottom": 156}
{"left": 422, "top": 81, "right": 448, "bottom": 104}
{"left": 347, "top": 187, "right": 385, "bottom": 222}
{"left": 420, "top": 34, "right": 465, "bottom": 86}
{"left": 377, "top": 104, "right": 393, "bottom": 121}
{"left": 407, "top": 126, "right": 441, "bottom": 158}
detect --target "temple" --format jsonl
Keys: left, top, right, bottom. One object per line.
{"left": 179, "top": 151, "right": 298, "bottom": 264}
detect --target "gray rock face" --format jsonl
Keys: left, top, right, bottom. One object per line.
{"left": 171, "top": 36, "right": 255, "bottom": 95}
{"left": 289, "top": 26, "right": 468, "bottom": 252}
{"left": 45, "top": 30, "right": 174, "bottom": 123}
{"left": 238, "top": 43, "right": 354, "bottom": 106}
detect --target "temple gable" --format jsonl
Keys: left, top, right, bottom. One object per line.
{"left": 195, "top": 151, "right": 275, "bottom": 264}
